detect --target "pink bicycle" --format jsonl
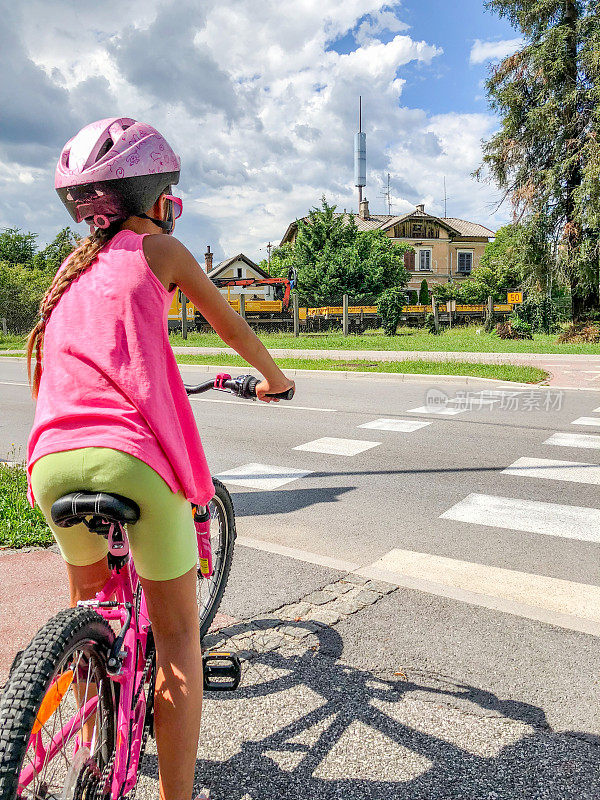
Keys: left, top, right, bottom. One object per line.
{"left": 0, "top": 373, "right": 294, "bottom": 800}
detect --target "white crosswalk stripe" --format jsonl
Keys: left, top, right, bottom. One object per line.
{"left": 293, "top": 437, "right": 381, "bottom": 456}
{"left": 571, "top": 416, "right": 600, "bottom": 427}
{"left": 358, "top": 418, "right": 432, "bottom": 432}
{"left": 544, "top": 431, "right": 600, "bottom": 449}
{"left": 213, "top": 462, "right": 312, "bottom": 490}
{"left": 406, "top": 406, "right": 467, "bottom": 416}
{"left": 357, "top": 548, "right": 600, "bottom": 636}
{"left": 503, "top": 456, "right": 600, "bottom": 485}
{"left": 440, "top": 492, "right": 600, "bottom": 544}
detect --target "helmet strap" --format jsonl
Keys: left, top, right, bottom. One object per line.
{"left": 137, "top": 213, "right": 173, "bottom": 234}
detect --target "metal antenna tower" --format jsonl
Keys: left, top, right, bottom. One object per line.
{"left": 354, "top": 96, "right": 366, "bottom": 205}
{"left": 443, "top": 176, "right": 447, "bottom": 218}
{"left": 380, "top": 172, "right": 393, "bottom": 215}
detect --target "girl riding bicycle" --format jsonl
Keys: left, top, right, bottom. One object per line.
{"left": 25, "top": 117, "right": 294, "bottom": 800}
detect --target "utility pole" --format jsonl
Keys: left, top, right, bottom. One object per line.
{"left": 266, "top": 241, "right": 273, "bottom": 270}
{"left": 293, "top": 293, "right": 299, "bottom": 338}
{"left": 181, "top": 293, "right": 188, "bottom": 340}
{"left": 443, "top": 176, "right": 447, "bottom": 218}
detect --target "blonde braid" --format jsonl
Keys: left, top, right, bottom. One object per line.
{"left": 27, "top": 225, "right": 119, "bottom": 398}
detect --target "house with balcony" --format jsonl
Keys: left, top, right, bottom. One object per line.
{"left": 279, "top": 200, "right": 495, "bottom": 291}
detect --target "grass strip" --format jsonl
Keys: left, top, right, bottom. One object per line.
{"left": 0, "top": 461, "right": 53, "bottom": 549}
{"left": 175, "top": 353, "right": 547, "bottom": 383}
{"left": 168, "top": 327, "right": 600, "bottom": 355}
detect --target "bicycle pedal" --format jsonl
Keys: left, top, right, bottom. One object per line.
{"left": 202, "top": 651, "right": 242, "bottom": 691}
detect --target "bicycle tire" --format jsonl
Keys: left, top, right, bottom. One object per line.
{"left": 0, "top": 607, "right": 117, "bottom": 800}
{"left": 198, "top": 478, "right": 236, "bottom": 638}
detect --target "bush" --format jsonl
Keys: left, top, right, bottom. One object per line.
{"left": 419, "top": 279, "right": 429, "bottom": 305}
{"left": 378, "top": 286, "right": 407, "bottom": 336}
{"left": 495, "top": 318, "right": 533, "bottom": 340}
{"left": 0, "top": 263, "right": 52, "bottom": 333}
{"left": 425, "top": 313, "right": 443, "bottom": 335}
{"left": 557, "top": 323, "right": 600, "bottom": 343}
{"left": 513, "top": 295, "right": 559, "bottom": 334}
{"left": 0, "top": 460, "right": 53, "bottom": 548}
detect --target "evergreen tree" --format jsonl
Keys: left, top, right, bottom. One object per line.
{"left": 419, "top": 279, "right": 429, "bottom": 305}
{"left": 480, "top": 0, "right": 600, "bottom": 320}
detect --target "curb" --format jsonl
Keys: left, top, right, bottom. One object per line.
{"left": 176, "top": 361, "right": 542, "bottom": 388}
{"left": 6, "top": 353, "right": 598, "bottom": 391}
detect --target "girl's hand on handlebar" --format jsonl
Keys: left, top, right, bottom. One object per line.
{"left": 255, "top": 376, "right": 295, "bottom": 403}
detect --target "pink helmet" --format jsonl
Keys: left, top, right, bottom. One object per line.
{"left": 55, "top": 117, "right": 180, "bottom": 229}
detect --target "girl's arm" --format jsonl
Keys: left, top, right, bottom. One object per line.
{"left": 143, "top": 235, "right": 295, "bottom": 401}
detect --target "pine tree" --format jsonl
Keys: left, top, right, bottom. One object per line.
{"left": 480, "top": 0, "right": 600, "bottom": 320}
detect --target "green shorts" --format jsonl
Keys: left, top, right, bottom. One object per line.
{"left": 31, "top": 447, "right": 198, "bottom": 581}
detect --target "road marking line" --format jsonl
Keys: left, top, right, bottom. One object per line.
{"left": 571, "top": 417, "right": 600, "bottom": 426}
{"left": 236, "top": 535, "right": 360, "bottom": 573}
{"left": 227, "top": 534, "right": 600, "bottom": 635}
{"left": 355, "top": 548, "right": 600, "bottom": 637}
{"left": 503, "top": 456, "right": 600, "bottom": 485}
{"left": 192, "top": 397, "right": 337, "bottom": 412}
{"left": 406, "top": 406, "right": 467, "bottom": 416}
{"left": 545, "top": 432, "right": 600, "bottom": 450}
{"left": 440, "top": 492, "right": 600, "bottom": 543}
{"left": 293, "top": 437, "right": 381, "bottom": 456}
{"left": 213, "top": 462, "right": 312, "bottom": 490}
{"left": 358, "top": 418, "right": 432, "bottom": 432}
{"left": 0, "top": 381, "right": 29, "bottom": 387}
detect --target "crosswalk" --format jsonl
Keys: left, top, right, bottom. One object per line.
{"left": 213, "top": 388, "right": 600, "bottom": 637}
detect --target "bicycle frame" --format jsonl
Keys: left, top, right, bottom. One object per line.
{"left": 18, "top": 524, "right": 152, "bottom": 798}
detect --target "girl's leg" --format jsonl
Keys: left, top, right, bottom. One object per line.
{"left": 65, "top": 559, "right": 112, "bottom": 744}
{"left": 65, "top": 559, "right": 111, "bottom": 606}
{"left": 139, "top": 567, "right": 203, "bottom": 800}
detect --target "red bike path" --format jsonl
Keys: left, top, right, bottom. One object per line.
{"left": 0, "top": 549, "right": 238, "bottom": 686}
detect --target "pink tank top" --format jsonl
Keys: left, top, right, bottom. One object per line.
{"left": 26, "top": 229, "right": 214, "bottom": 508}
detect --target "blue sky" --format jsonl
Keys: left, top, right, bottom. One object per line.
{"left": 1, "top": 1, "right": 523, "bottom": 261}
{"left": 328, "top": 2, "right": 517, "bottom": 115}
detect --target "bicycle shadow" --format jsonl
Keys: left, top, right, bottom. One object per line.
{"left": 140, "top": 619, "right": 600, "bottom": 799}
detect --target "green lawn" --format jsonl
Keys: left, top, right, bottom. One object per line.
{"left": 0, "top": 334, "right": 26, "bottom": 350}
{"left": 4, "top": 326, "right": 600, "bottom": 355}
{"left": 169, "top": 326, "right": 600, "bottom": 355}
{"left": 175, "top": 353, "right": 547, "bottom": 384}
{"left": 0, "top": 461, "right": 53, "bottom": 549}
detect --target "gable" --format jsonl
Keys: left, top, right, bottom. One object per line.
{"left": 208, "top": 253, "right": 269, "bottom": 280}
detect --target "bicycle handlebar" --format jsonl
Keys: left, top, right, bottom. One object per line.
{"left": 184, "top": 373, "right": 295, "bottom": 401}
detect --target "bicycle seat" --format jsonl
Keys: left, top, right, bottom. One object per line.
{"left": 51, "top": 492, "right": 140, "bottom": 530}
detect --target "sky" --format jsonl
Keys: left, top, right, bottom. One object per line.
{"left": 0, "top": 0, "right": 522, "bottom": 265}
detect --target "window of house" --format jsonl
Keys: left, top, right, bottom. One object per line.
{"left": 404, "top": 250, "right": 415, "bottom": 270}
{"left": 236, "top": 267, "right": 243, "bottom": 278}
{"left": 457, "top": 251, "right": 473, "bottom": 274}
{"left": 411, "top": 222, "right": 423, "bottom": 237}
{"left": 418, "top": 249, "right": 431, "bottom": 271}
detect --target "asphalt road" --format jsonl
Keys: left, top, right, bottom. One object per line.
{"left": 1, "top": 357, "right": 600, "bottom": 797}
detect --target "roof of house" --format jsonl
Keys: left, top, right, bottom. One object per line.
{"left": 208, "top": 253, "right": 269, "bottom": 280}
{"left": 280, "top": 208, "right": 495, "bottom": 245}
{"left": 440, "top": 218, "right": 496, "bottom": 238}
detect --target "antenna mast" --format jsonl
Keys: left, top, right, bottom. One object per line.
{"left": 354, "top": 96, "right": 366, "bottom": 205}
{"left": 379, "top": 172, "right": 392, "bottom": 215}
{"left": 443, "top": 176, "right": 447, "bottom": 218}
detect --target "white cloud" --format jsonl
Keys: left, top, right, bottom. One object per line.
{"left": 469, "top": 37, "right": 524, "bottom": 65}
{"left": 1, "top": 1, "right": 506, "bottom": 262}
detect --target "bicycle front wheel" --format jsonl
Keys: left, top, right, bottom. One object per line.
{"left": 0, "top": 607, "right": 117, "bottom": 800}
{"left": 197, "top": 478, "right": 236, "bottom": 638}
